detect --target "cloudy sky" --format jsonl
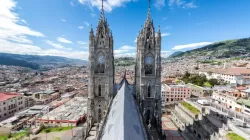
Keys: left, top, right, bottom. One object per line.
{"left": 1, "top": 0, "right": 250, "bottom": 60}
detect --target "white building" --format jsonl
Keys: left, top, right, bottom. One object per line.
{"left": 236, "top": 99, "right": 250, "bottom": 116}
{"left": 199, "top": 67, "right": 250, "bottom": 85}
{"left": 212, "top": 91, "right": 242, "bottom": 112}
{"left": 0, "top": 93, "right": 26, "bottom": 121}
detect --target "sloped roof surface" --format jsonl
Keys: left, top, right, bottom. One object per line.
{"left": 101, "top": 78, "right": 146, "bottom": 140}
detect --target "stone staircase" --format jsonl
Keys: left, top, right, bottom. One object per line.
{"left": 86, "top": 123, "right": 98, "bottom": 140}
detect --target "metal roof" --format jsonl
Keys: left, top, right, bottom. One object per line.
{"left": 101, "top": 78, "right": 146, "bottom": 140}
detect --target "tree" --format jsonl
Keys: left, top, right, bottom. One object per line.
{"left": 39, "top": 124, "right": 45, "bottom": 131}
{"left": 8, "top": 132, "right": 12, "bottom": 138}
{"left": 183, "top": 71, "right": 190, "bottom": 78}
{"left": 208, "top": 78, "right": 219, "bottom": 86}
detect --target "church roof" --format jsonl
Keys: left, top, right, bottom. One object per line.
{"left": 100, "top": 77, "right": 146, "bottom": 140}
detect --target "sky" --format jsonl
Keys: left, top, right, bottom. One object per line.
{"left": 0, "top": 0, "right": 250, "bottom": 60}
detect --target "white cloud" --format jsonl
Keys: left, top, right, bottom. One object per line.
{"left": 91, "top": 13, "right": 96, "bottom": 17}
{"left": 161, "top": 33, "right": 171, "bottom": 37}
{"left": 46, "top": 40, "right": 72, "bottom": 51}
{"left": 161, "top": 51, "right": 173, "bottom": 58}
{"left": 115, "top": 52, "right": 136, "bottom": 58}
{"left": 134, "top": 38, "right": 137, "bottom": 43}
{"left": 61, "top": 19, "right": 66, "bottom": 22}
{"left": 79, "top": 26, "right": 84, "bottom": 29}
{"left": 78, "top": 0, "right": 136, "bottom": 12}
{"left": 154, "top": 0, "right": 165, "bottom": 9}
{"left": 45, "top": 40, "right": 65, "bottom": 49}
{"left": 183, "top": 2, "right": 197, "bottom": 8}
{"left": 114, "top": 45, "right": 136, "bottom": 57}
{"left": 168, "top": 0, "right": 197, "bottom": 9}
{"left": 0, "top": 39, "right": 89, "bottom": 60}
{"left": 0, "top": 0, "right": 88, "bottom": 60}
{"left": 84, "top": 22, "right": 90, "bottom": 27}
{"left": 77, "top": 41, "right": 88, "bottom": 45}
{"left": 20, "top": 19, "right": 28, "bottom": 25}
{"left": 172, "top": 42, "right": 213, "bottom": 50}
{"left": 0, "top": 0, "right": 44, "bottom": 44}
{"left": 77, "top": 41, "right": 88, "bottom": 48}
{"left": 57, "top": 37, "right": 73, "bottom": 44}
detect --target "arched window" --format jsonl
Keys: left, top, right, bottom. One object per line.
{"left": 145, "top": 54, "right": 153, "bottom": 75}
{"left": 96, "top": 52, "right": 105, "bottom": 73}
{"left": 98, "top": 85, "right": 101, "bottom": 96}
{"left": 146, "top": 110, "right": 150, "bottom": 124}
{"left": 148, "top": 86, "right": 151, "bottom": 97}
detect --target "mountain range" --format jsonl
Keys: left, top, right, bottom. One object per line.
{"left": 169, "top": 37, "right": 250, "bottom": 59}
{"left": 0, "top": 53, "right": 87, "bottom": 70}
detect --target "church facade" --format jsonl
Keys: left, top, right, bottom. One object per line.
{"left": 85, "top": 0, "right": 162, "bottom": 139}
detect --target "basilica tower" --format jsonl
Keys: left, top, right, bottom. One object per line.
{"left": 87, "top": 0, "right": 114, "bottom": 126}
{"left": 135, "top": 0, "right": 162, "bottom": 131}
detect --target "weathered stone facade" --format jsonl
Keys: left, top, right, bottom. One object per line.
{"left": 135, "top": 0, "right": 162, "bottom": 133}
{"left": 87, "top": 3, "right": 114, "bottom": 127}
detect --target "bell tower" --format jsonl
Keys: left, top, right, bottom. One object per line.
{"left": 87, "top": 0, "right": 114, "bottom": 126}
{"left": 135, "top": 0, "right": 162, "bottom": 131}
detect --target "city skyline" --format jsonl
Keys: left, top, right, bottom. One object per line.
{"left": 1, "top": 0, "right": 250, "bottom": 60}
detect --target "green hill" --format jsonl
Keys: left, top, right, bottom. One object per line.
{"left": 0, "top": 53, "right": 87, "bottom": 70}
{"left": 114, "top": 57, "right": 135, "bottom": 66}
{"left": 172, "top": 37, "right": 250, "bottom": 58}
{"left": 168, "top": 51, "right": 183, "bottom": 58}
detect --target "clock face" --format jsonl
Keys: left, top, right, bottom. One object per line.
{"left": 98, "top": 56, "right": 105, "bottom": 64}
{"left": 145, "top": 56, "right": 153, "bottom": 64}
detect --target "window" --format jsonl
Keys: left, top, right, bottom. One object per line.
{"left": 96, "top": 52, "right": 105, "bottom": 73}
{"left": 148, "top": 86, "right": 151, "bottom": 97}
{"left": 98, "top": 85, "right": 101, "bottom": 96}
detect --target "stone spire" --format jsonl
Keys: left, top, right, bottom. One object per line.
{"left": 146, "top": 0, "right": 151, "bottom": 23}
{"left": 157, "top": 25, "right": 161, "bottom": 37}
{"left": 96, "top": 0, "right": 111, "bottom": 38}
{"left": 90, "top": 24, "right": 94, "bottom": 34}
{"left": 100, "top": 0, "right": 105, "bottom": 21}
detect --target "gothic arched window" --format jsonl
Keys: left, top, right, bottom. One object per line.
{"left": 145, "top": 54, "right": 153, "bottom": 75}
{"left": 148, "top": 86, "right": 151, "bottom": 97}
{"left": 98, "top": 85, "right": 101, "bottom": 96}
{"left": 96, "top": 52, "right": 105, "bottom": 73}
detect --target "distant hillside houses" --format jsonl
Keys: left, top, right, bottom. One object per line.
{"left": 199, "top": 67, "right": 250, "bottom": 85}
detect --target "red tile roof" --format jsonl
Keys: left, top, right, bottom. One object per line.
{"left": 201, "top": 67, "right": 250, "bottom": 76}
{"left": 236, "top": 86, "right": 246, "bottom": 90}
{"left": 0, "top": 93, "right": 21, "bottom": 102}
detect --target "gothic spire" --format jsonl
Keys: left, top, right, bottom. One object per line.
{"left": 100, "top": 0, "right": 105, "bottom": 21}
{"left": 157, "top": 25, "right": 161, "bottom": 35}
{"left": 146, "top": 0, "right": 151, "bottom": 23}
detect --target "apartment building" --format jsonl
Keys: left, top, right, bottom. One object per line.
{"left": 212, "top": 89, "right": 243, "bottom": 113}
{"left": 236, "top": 99, "right": 250, "bottom": 116}
{"left": 33, "top": 90, "right": 60, "bottom": 105}
{"left": 187, "top": 83, "right": 212, "bottom": 97}
{"left": 199, "top": 67, "right": 250, "bottom": 85}
{"left": 161, "top": 84, "right": 191, "bottom": 106}
{"left": 0, "top": 93, "right": 25, "bottom": 121}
